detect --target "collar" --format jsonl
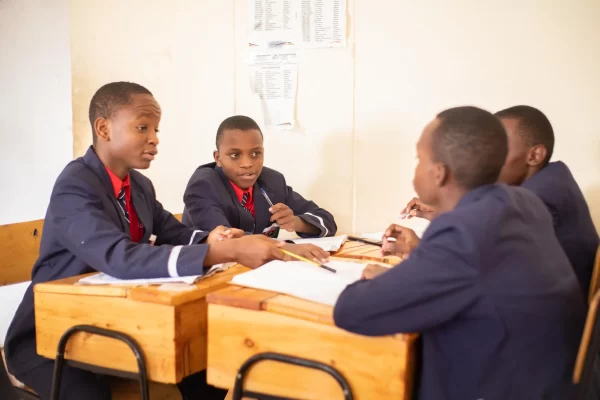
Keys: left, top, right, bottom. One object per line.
{"left": 229, "top": 179, "right": 253, "bottom": 203}
{"left": 454, "top": 183, "right": 497, "bottom": 210}
{"left": 105, "top": 166, "right": 131, "bottom": 198}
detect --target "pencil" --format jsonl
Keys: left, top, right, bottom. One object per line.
{"left": 347, "top": 235, "right": 383, "bottom": 247}
{"left": 281, "top": 249, "right": 336, "bottom": 273}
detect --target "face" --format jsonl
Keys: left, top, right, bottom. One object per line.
{"left": 215, "top": 128, "right": 264, "bottom": 190}
{"left": 497, "top": 117, "right": 530, "bottom": 186}
{"left": 95, "top": 93, "right": 161, "bottom": 171}
{"left": 413, "top": 119, "right": 444, "bottom": 207}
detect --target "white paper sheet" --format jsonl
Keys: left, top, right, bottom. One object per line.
{"left": 248, "top": 0, "right": 346, "bottom": 48}
{"left": 231, "top": 260, "right": 370, "bottom": 305}
{"left": 77, "top": 263, "right": 237, "bottom": 286}
{"left": 249, "top": 46, "right": 298, "bottom": 129}
{"left": 290, "top": 234, "right": 347, "bottom": 251}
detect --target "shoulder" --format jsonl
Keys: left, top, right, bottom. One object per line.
{"left": 258, "top": 166, "right": 285, "bottom": 185}
{"left": 53, "top": 157, "right": 100, "bottom": 195}
{"left": 188, "top": 162, "right": 221, "bottom": 185}
{"left": 522, "top": 161, "right": 574, "bottom": 207}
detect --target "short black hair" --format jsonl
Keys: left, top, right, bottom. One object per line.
{"left": 432, "top": 106, "right": 508, "bottom": 190}
{"left": 494, "top": 105, "right": 554, "bottom": 165}
{"left": 88, "top": 82, "right": 153, "bottom": 143}
{"left": 216, "top": 115, "right": 263, "bottom": 149}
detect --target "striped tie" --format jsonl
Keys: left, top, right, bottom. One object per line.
{"left": 117, "top": 188, "right": 130, "bottom": 223}
{"left": 241, "top": 192, "right": 252, "bottom": 215}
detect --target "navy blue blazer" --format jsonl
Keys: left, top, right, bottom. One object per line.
{"left": 182, "top": 162, "right": 337, "bottom": 238}
{"left": 5, "top": 147, "right": 211, "bottom": 376}
{"left": 334, "top": 184, "right": 586, "bottom": 400}
{"left": 522, "top": 161, "right": 599, "bottom": 296}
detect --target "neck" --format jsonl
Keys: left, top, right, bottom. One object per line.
{"left": 94, "top": 145, "right": 128, "bottom": 180}
{"left": 523, "top": 164, "right": 544, "bottom": 183}
{"left": 434, "top": 186, "right": 469, "bottom": 214}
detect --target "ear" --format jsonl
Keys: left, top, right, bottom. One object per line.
{"left": 527, "top": 145, "right": 547, "bottom": 167}
{"left": 213, "top": 150, "right": 222, "bottom": 167}
{"left": 94, "top": 117, "right": 110, "bottom": 142}
{"left": 432, "top": 163, "right": 449, "bottom": 187}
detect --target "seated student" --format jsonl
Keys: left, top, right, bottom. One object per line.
{"left": 182, "top": 115, "right": 336, "bottom": 260}
{"left": 334, "top": 106, "right": 586, "bottom": 400}
{"left": 4, "top": 82, "right": 285, "bottom": 400}
{"left": 403, "top": 105, "right": 599, "bottom": 296}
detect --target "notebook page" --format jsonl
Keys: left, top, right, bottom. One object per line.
{"left": 230, "top": 260, "right": 369, "bottom": 306}
{"left": 290, "top": 235, "right": 348, "bottom": 251}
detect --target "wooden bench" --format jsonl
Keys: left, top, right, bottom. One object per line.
{"left": 0, "top": 213, "right": 185, "bottom": 399}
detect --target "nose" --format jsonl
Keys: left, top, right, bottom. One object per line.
{"left": 148, "top": 129, "right": 159, "bottom": 146}
{"left": 239, "top": 154, "right": 253, "bottom": 168}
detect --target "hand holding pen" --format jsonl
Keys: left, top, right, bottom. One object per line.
{"left": 400, "top": 197, "right": 437, "bottom": 220}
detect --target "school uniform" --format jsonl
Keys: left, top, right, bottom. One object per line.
{"left": 4, "top": 147, "right": 217, "bottom": 400}
{"left": 522, "top": 161, "right": 599, "bottom": 296}
{"left": 182, "top": 162, "right": 337, "bottom": 238}
{"left": 334, "top": 184, "right": 586, "bottom": 400}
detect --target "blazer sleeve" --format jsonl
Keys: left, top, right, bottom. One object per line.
{"left": 284, "top": 184, "right": 337, "bottom": 238}
{"left": 183, "top": 177, "right": 233, "bottom": 231}
{"left": 50, "top": 176, "right": 210, "bottom": 279}
{"left": 333, "top": 221, "right": 478, "bottom": 336}
{"left": 149, "top": 182, "right": 209, "bottom": 246}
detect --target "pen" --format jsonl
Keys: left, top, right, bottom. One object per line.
{"left": 260, "top": 188, "right": 274, "bottom": 208}
{"left": 400, "top": 206, "right": 418, "bottom": 218}
{"left": 281, "top": 249, "right": 336, "bottom": 273}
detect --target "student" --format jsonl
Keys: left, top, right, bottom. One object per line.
{"left": 182, "top": 115, "right": 336, "bottom": 260}
{"left": 334, "top": 106, "right": 586, "bottom": 400}
{"left": 4, "top": 82, "right": 285, "bottom": 400}
{"left": 403, "top": 105, "right": 599, "bottom": 296}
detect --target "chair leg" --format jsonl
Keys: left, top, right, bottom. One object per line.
{"left": 232, "top": 352, "right": 353, "bottom": 400}
{"left": 50, "top": 325, "right": 149, "bottom": 400}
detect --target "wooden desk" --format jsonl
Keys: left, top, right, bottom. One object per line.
{"left": 206, "top": 286, "right": 417, "bottom": 400}
{"left": 334, "top": 240, "right": 401, "bottom": 265}
{"left": 34, "top": 265, "right": 250, "bottom": 384}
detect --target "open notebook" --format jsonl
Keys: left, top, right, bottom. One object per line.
{"left": 231, "top": 260, "right": 382, "bottom": 306}
{"left": 78, "top": 262, "right": 237, "bottom": 286}
{"left": 286, "top": 234, "right": 347, "bottom": 251}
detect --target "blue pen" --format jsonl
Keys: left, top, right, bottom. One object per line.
{"left": 260, "top": 188, "right": 274, "bottom": 208}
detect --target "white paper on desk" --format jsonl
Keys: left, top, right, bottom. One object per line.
{"left": 248, "top": 45, "right": 297, "bottom": 129}
{"left": 231, "top": 260, "right": 368, "bottom": 306}
{"left": 289, "top": 234, "right": 347, "bottom": 251}
{"left": 77, "top": 262, "right": 237, "bottom": 286}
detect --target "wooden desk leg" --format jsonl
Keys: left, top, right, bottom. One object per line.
{"left": 224, "top": 389, "right": 233, "bottom": 400}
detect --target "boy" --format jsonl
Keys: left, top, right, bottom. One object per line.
{"left": 403, "top": 105, "right": 598, "bottom": 296}
{"left": 4, "top": 82, "right": 284, "bottom": 400}
{"left": 182, "top": 115, "right": 336, "bottom": 261}
{"left": 334, "top": 106, "right": 586, "bottom": 400}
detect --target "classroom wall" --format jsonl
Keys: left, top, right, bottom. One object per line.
{"left": 0, "top": 0, "right": 73, "bottom": 224}
{"left": 66, "top": 1, "right": 600, "bottom": 234}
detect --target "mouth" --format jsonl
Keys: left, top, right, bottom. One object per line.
{"left": 238, "top": 172, "right": 257, "bottom": 180}
{"left": 142, "top": 149, "right": 158, "bottom": 161}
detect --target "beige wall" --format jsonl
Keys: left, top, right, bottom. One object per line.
{"left": 71, "top": 0, "right": 600, "bottom": 234}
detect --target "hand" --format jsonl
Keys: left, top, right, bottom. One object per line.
{"left": 283, "top": 243, "right": 330, "bottom": 264}
{"left": 381, "top": 224, "right": 420, "bottom": 259}
{"left": 361, "top": 264, "right": 389, "bottom": 280}
{"left": 206, "top": 226, "right": 244, "bottom": 244}
{"left": 401, "top": 197, "right": 436, "bottom": 221}
{"left": 269, "top": 203, "right": 303, "bottom": 232}
{"left": 233, "top": 235, "right": 286, "bottom": 269}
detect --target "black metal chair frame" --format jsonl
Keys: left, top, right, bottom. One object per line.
{"left": 50, "top": 325, "right": 149, "bottom": 400}
{"left": 232, "top": 352, "right": 353, "bottom": 400}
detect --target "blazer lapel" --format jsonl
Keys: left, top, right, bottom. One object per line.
{"left": 216, "top": 167, "right": 256, "bottom": 233}
{"left": 253, "top": 184, "right": 274, "bottom": 234}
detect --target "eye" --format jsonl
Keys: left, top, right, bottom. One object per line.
{"left": 251, "top": 151, "right": 262, "bottom": 157}
{"left": 230, "top": 153, "right": 239, "bottom": 159}
{"left": 137, "top": 125, "right": 148, "bottom": 132}
{"left": 155, "top": 128, "right": 160, "bottom": 134}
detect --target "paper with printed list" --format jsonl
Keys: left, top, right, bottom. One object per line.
{"left": 77, "top": 263, "right": 236, "bottom": 286}
{"left": 249, "top": 0, "right": 346, "bottom": 48}
{"left": 249, "top": 46, "right": 298, "bottom": 129}
{"left": 231, "top": 260, "right": 385, "bottom": 306}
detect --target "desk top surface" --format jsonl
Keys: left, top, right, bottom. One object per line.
{"left": 33, "top": 264, "right": 250, "bottom": 306}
